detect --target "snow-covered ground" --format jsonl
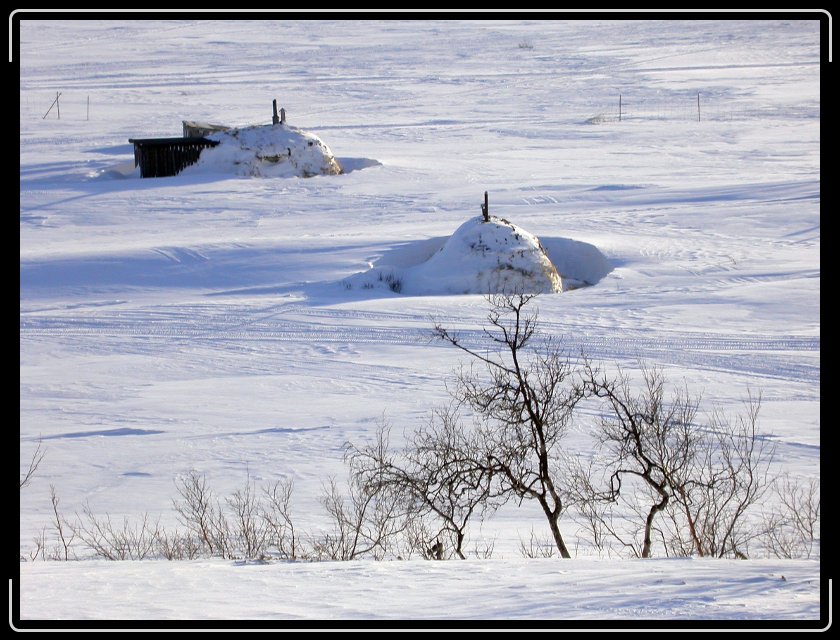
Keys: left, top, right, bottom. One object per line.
{"left": 17, "top": 557, "right": 820, "bottom": 622}
{"left": 19, "top": 18, "right": 821, "bottom": 625}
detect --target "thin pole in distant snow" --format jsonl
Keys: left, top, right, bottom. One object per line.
{"left": 42, "top": 91, "right": 62, "bottom": 119}
{"left": 619, "top": 94, "right": 622, "bottom": 122}
{"left": 56, "top": 92, "right": 60, "bottom": 119}
{"left": 697, "top": 92, "right": 700, "bottom": 122}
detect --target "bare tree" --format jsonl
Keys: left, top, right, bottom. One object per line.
{"left": 226, "top": 471, "right": 269, "bottom": 559}
{"left": 348, "top": 412, "right": 494, "bottom": 560}
{"left": 173, "top": 471, "right": 214, "bottom": 553}
{"left": 566, "top": 455, "right": 648, "bottom": 558}
{"left": 581, "top": 365, "right": 699, "bottom": 558}
{"left": 172, "top": 471, "right": 231, "bottom": 558}
{"left": 432, "top": 293, "right": 590, "bottom": 558}
{"left": 761, "top": 474, "right": 820, "bottom": 559}
{"left": 583, "top": 364, "right": 775, "bottom": 559}
{"left": 312, "top": 460, "right": 411, "bottom": 561}
{"left": 48, "top": 485, "right": 77, "bottom": 561}
{"left": 20, "top": 439, "right": 45, "bottom": 490}
{"left": 664, "top": 394, "right": 774, "bottom": 559}
{"left": 261, "top": 477, "right": 299, "bottom": 560}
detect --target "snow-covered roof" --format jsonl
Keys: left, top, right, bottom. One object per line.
{"left": 345, "top": 215, "right": 563, "bottom": 296}
{"left": 184, "top": 122, "right": 343, "bottom": 178}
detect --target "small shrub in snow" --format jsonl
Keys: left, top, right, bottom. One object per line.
{"left": 225, "top": 472, "right": 270, "bottom": 560}
{"left": 760, "top": 475, "right": 820, "bottom": 560}
{"left": 471, "top": 538, "right": 496, "bottom": 560}
{"left": 173, "top": 471, "right": 233, "bottom": 558}
{"left": 76, "top": 505, "right": 162, "bottom": 561}
{"left": 310, "top": 465, "right": 411, "bottom": 561}
{"left": 155, "top": 528, "right": 202, "bottom": 561}
{"left": 48, "top": 485, "right": 77, "bottom": 561}
{"left": 376, "top": 271, "right": 402, "bottom": 294}
{"left": 519, "top": 528, "right": 558, "bottom": 559}
{"left": 349, "top": 413, "right": 494, "bottom": 560}
{"left": 261, "top": 478, "right": 300, "bottom": 561}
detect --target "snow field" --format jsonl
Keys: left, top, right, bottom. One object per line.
{"left": 19, "top": 18, "right": 820, "bottom": 622}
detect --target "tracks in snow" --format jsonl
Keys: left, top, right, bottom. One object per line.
{"left": 20, "top": 303, "right": 819, "bottom": 385}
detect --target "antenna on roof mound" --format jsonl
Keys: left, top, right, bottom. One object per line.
{"left": 272, "top": 99, "right": 287, "bottom": 125}
{"left": 481, "top": 191, "right": 489, "bottom": 222}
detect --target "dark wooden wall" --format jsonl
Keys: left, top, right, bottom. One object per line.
{"left": 129, "top": 137, "right": 220, "bottom": 178}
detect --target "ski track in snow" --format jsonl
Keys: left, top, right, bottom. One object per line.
{"left": 20, "top": 305, "right": 818, "bottom": 384}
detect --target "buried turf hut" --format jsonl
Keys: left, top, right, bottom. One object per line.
{"left": 344, "top": 193, "right": 565, "bottom": 296}
{"left": 129, "top": 101, "right": 342, "bottom": 178}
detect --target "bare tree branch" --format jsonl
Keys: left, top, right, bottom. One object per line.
{"left": 20, "top": 439, "right": 45, "bottom": 490}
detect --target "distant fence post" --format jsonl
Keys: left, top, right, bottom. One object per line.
{"left": 481, "top": 191, "right": 489, "bottom": 222}
{"left": 42, "top": 92, "right": 62, "bottom": 120}
{"left": 272, "top": 99, "right": 279, "bottom": 125}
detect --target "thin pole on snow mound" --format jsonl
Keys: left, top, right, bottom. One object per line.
{"left": 482, "top": 191, "right": 489, "bottom": 222}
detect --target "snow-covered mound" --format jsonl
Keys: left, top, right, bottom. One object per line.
{"left": 345, "top": 216, "right": 563, "bottom": 295}
{"left": 185, "top": 123, "right": 343, "bottom": 178}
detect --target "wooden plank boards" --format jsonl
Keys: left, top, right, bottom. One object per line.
{"left": 128, "top": 137, "right": 220, "bottom": 178}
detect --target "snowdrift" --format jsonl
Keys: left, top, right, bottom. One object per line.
{"left": 345, "top": 215, "right": 565, "bottom": 296}
{"left": 185, "top": 123, "right": 343, "bottom": 178}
